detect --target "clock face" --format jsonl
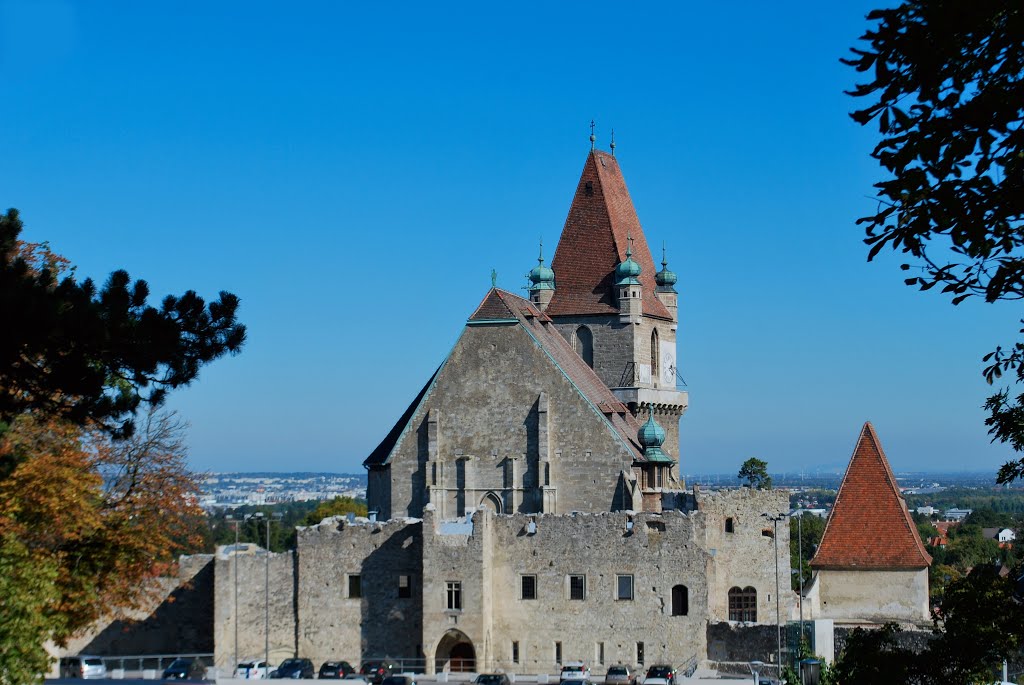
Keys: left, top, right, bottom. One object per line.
{"left": 661, "top": 350, "right": 676, "bottom": 386}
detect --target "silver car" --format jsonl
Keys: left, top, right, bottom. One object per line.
{"left": 59, "top": 656, "right": 107, "bottom": 680}
{"left": 604, "top": 665, "right": 637, "bottom": 685}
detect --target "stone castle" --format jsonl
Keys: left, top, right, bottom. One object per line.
{"left": 211, "top": 145, "right": 792, "bottom": 674}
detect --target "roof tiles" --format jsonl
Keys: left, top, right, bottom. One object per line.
{"left": 810, "top": 423, "right": 932, "bottom": 570}
{"left": 547, "top": 151, "right": 673, "bottom": 320}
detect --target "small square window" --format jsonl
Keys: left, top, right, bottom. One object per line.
{"left": 348, "top": 574, "right": 361, "bottom": 599}
{"left": 521, "top": 574, "right": 537, "bottom": 600}
{"left": 399, "top": 574, "right": 412, "bottom": 599}
{"left": 617, "top": 574, "right": 634, "bottom": 601}
{"left": 570, "top": 574, "right": 586, "bottom": 600}
{"left": 447, "top": 581, "right": 462, "bottom": 611}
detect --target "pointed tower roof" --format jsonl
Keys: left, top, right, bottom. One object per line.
{"left": 547, "top": 151, "right": 673, "bottom": 320}
{"left": 811, "top": 423, "right": 932, "bottom": 570}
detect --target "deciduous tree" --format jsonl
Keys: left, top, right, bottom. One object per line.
{"left": 843, "top": 1, "right": 1024, "bottom": 481}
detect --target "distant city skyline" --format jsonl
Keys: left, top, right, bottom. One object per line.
{"left": 3, "top": 1, "right": 1016, "bottom": 475}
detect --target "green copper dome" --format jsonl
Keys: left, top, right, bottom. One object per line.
{"left": 638, "top": 410, "right": 673, "bottom": 463}
{"left": 615, "top": 239, "right": 642, "bottom": 286}
{"left": 529, "top": 241, "right": 556, "bottom": 291}
{"left": 655, "top": 245, "right": 677, "bottom": 289}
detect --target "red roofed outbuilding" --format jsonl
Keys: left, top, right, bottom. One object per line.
{"left": 804, "top": 423, "right": 932, "bottom": 624}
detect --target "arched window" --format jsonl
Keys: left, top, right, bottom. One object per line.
{"left": 728, "top": 586, "right": 757, "bottom": 622}
{"left": 573, "top": 326, "right": 594, "bottom": 368}
{"left": 671, "top": 584, "right": 689, "bottom": 616}
{"left": 651, "top": 329, "right": 660, "bottom": 384}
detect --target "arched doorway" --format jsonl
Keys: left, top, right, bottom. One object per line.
{"left": 435, "top": 629, "right": 476, "bottom": 673}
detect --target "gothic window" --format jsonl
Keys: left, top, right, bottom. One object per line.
{"left": 728, "top": 586, "right": 757, "bottom": 622}
{"left": 573, "top": 326, "right": 594, "bottom": 368}
{"left": 651, "top": 329, "right": 660, "bottom": 383}
{"left": 671, "top": 584, "right": 689, "bottom": 616}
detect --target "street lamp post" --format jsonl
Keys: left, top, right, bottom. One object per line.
{"left": 763, "top": 512, "right": 789, "bottom": 682}
{"left": 226, "top": 515, "right": 241, "bottom": 673}
{"left": 254, "top": 511, "right": 283, "bottom": 675}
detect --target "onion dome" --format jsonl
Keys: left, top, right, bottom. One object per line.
{"left": 655, "top": 244, "right": 677, "bottom": 290}
{"left": 638, "top": 409, "right": 673, "bottom": 463}
{"left": 615, "top": 238, "right": 642, "bottom": 286}
{"left": 528, "top": 240, "right": 556, "bottom": 291}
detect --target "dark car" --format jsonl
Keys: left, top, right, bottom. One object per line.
{"left": 360, "top": 660, "right": 399, "bottom": 684}
{"left": 476, "top": 675, "right": 511, "bottom": 685}
{"left": 319, "top": 661, "right": 356, "bottom": 679}
{"left": 380, "top": 677, "right": 416, "bottom": 685}
{"left": 270, "top": 658, "right": 314, "bottom": 679}
{"left": 161, "top": 658, "right": 205, "bottom": 680}
{"left": 645, "top": 666, "right": 676, "bottom": 685}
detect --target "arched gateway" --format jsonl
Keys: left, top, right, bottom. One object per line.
{"left": 434, "top": 629, "right": 475, "bottom": 673}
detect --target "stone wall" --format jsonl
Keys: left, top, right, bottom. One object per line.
{"left": 213, "top": 549, "right": 297, "bottom": 669}
{"left": 382, "top": 323, "right": 637, "bottom": 520}
{"left": 811, "top": 568, "right": 929, "bottom": 624}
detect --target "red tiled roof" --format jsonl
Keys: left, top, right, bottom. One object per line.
{"left": 810, "top": 422, "right": 932, "bottom": 570}
{"left": 547, "top": 151, "right": 673, "bottom": 320}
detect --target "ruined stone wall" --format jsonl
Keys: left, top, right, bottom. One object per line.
{"left": 696, "top": 488, "right": 792, "bottom": 625}
{"left": 295, "top": 516, "right": 423, "bottom": 666}
{"left": 482, "top": 509, "right": 709, "bottom": 674}
{"left": 55, "top": 554, "right": 214, "bottom": 668}
{"left": 384, "top": 323, "right": 636, "bottom": 519}
{"left": 213, "top": 549, "right": 297, "bottom": 669}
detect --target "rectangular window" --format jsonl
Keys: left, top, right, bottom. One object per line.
{"left": 446, "top": 581, "right": 462, "bottom": 611}
{"left": 636, "top": 641, "right": 645, "bottom": 666}
{"left": 512, "top": 641, "right": 520, "bottom": 664}
{"left": 569, "top": 574, "right": 586, "bottom": 600}
{"left": 597, "top": 642, "right": 605, "bottom": 665}
{"left": 398, "top": 574, "right": 412, "bottom": 599}
{"left": 348, "top": 574, "right": 361, "bottom": 599}
{"left": 616, "top": 574, "right": 634, "bottom": 600}
{"left": 555, "top": 641, "right": 562, "bottom": 664}
{"left": 521, "top": 574, "right": 537, "bottom": 600}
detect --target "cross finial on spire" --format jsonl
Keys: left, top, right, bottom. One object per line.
{"left": 589, "top": 120, "right": 596, "bottom": 151}
{"left": 610, "top": 128, "right": 616, "bottom": 156}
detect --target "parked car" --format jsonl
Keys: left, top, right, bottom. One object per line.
{"left": 162, "top": 658, "right": 205, "bottom": 680}
{"left": 560, "top": 680, "right": 595, "bottom": 685}
{"left": 604, "top": 665, "right": 637, "bottom": 685}
{"left": 360, "top": 660, "right": 399, "bottom": 684}
{"left": 380, "top": 677, "right": 416, "bottom": 685}
{"left": 476, "top": 674, "right": 511, "bottom": 685}
{"left": 270, "top": 657, "right": 314, "bottom": 679}
{"left": 235, "top": 659, "right": 271, "bottom": 679}
{"left": 319, "top": 660, "right": 357, "bottom": 679}
{"left": 59, "top": 655, "right": 107, "bottom": 680}
{"left": 561, "top": 662, "right": 592, "bottom": 681}
{"left": 644, "top": 666, "right": 676, "bottom": 685}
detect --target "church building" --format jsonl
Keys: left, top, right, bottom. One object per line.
{"left": 212, "top": 142, "right": 791, "bottom": 675}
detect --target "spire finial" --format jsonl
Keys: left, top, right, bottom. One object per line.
{"left": 626, "top": 233, "right": 634, "bottom": 258}
{"left": 589, "top": 120, "right": 596, "bottom": 151}
{"left": 538, "top": 237, "right": 545, "bottom": 265}
{"left": 491, "top": 269, "right": 497, "bottom": 288}
{"left": 662, "top": 241, "right": 668, "bottom": 269}
{"left": 610, "top": 128, "right": 616, "bottom": 156}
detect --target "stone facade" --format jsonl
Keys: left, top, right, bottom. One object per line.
{"left": 803, "top": 568, "right": 930, "bottom": 625}
{"left": 214, "top": 488, "right": 790, "bottom": 673}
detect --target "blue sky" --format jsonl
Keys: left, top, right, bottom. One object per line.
{"left": 2, "top": 0, "right": 1015, "bottom": 476}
